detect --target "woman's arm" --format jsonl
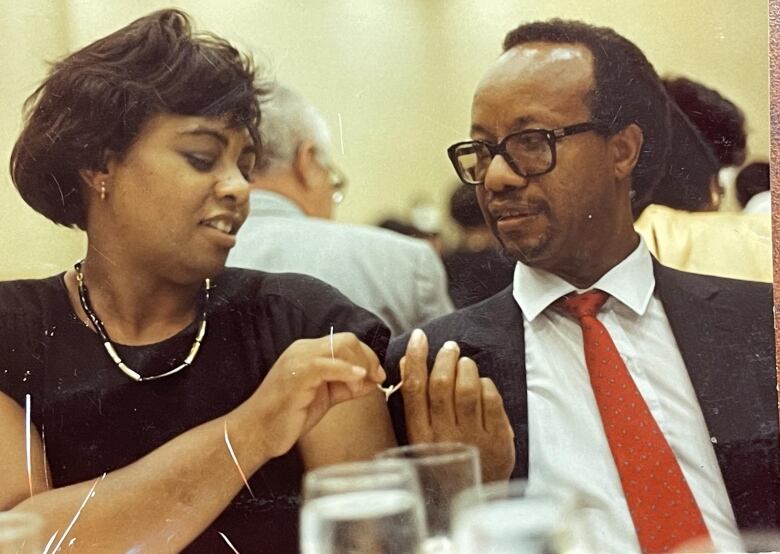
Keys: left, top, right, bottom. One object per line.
{"left": 299, "top": 334, "right": 396, "bottom": 469}
{"left": 298, "top": 390, "right": 397, "bottom": 470}
{"left": 0, "top": 333, "right": 383, "bottom": 552}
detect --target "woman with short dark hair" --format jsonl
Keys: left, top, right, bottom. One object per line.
{"left": 1, "top": 9, "right": 394, "bottom": 552}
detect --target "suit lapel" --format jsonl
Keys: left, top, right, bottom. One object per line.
{"left": 450, "top": 286, "right": 530, "bottom": 478}
{"left": 652, "top": 263, "right": 727, "bottom": 439}
{"left": 653, "top": 262, "right": 779, "bottom": 528}
{"left": 485, "top": 287, "right": 529, "bottom": 478}
{"left": 653, "top": 262, "right": 767, "bottom": 443}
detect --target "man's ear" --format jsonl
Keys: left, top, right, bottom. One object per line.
{"left": 292, "top": 139, "right": 319, "bottom": 190}
{"left": 609, "top": 123, "right": 643, "bottom": 182}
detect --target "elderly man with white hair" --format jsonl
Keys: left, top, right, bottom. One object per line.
{"left": 228, "top": 85, "right": 453, "bottom": 336}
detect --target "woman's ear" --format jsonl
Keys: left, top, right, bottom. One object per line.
{"left": 79, "top": 151, "right": 115, "bottom": 200}
{"left": 609, "top": 123, "right": 643, "bottom": 182}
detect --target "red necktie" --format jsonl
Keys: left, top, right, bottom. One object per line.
{"left": 560, "top": 290, "right": 711, "bottom": 553}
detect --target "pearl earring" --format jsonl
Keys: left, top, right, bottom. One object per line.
{"left": 100, "top": 181, "right": 107, "bottom": 201}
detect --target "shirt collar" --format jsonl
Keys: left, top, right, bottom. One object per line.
{"left": 512, "top": 238, "right": 655, "bottom": 321}
{"left": 248, "top": 189, "right": 305, "bottom": 218}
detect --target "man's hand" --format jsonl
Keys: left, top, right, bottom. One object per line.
{"left": 400, "top": 329, "right": 515, "bottom": 482}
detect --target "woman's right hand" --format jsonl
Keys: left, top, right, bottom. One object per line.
{"left": 244, "top": 332, "right": 386, "bottom": 459}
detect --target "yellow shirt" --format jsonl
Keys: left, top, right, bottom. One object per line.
{"left": 635, "top": 204, "right": 772, "bottom": 283}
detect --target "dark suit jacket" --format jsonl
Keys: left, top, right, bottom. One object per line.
{"left": 385, "top": 263, "right": 780, "bottom": 530}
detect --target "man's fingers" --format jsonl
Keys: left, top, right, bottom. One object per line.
{"left": 454, "top": 357, "right": 482, "bottom": 429}
{"left": 428, "top": 341, "right": 459, "bottom": 431}
{"left": 401, "top": 330, "right": 432, "bottom": 439}
{"left": 480, "top": 377, "right": 512, "bottom": 436}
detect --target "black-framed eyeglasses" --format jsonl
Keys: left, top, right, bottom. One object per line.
{"left": 447, "top": 122, "right": 601, "bottom": 185}
{"left": 327, "top": 165, "right": 348, "bottom": 205}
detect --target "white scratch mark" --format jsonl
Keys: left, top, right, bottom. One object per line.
{"left": 218, "top": 531, "right": 241, "bottom": 553}
{"left": 25, "top": 394, "right": 33, "bottom": 497}
{"left": 329, "top": 326, "right": 335, "bottom": 361}
{"left": 337, "top": 113, "right": 345, "bottom": 155}
{"left": 223, "top": 420, "right": 254, "bottom": 498}
{"left": 42, "top": 529, "right": 60, "bottom": 554}
{"left": 50, "top": 174, "right": 65, "bottom": 207}
{"left": 87, "top": 244, "right": 118, "bottom": 267}
{"left": 41, "top": 424, "right": 50, "bottom": 487}
{"left": 50, "top": 473, "right": 105, "bottom": 553}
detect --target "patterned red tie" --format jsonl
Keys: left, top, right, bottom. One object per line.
{"left": 560, "top": 290, "right": 711, "bottom": 553}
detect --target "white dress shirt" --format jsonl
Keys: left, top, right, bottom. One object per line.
{"left": 743, "top": 190, "right": 771, "bottom": 215}
{"left": 514, "top": 241, "right": 741, "bottom": 553}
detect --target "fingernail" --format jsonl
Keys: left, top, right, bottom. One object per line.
{"left": 352, "top": 366, "right": 367, "bottom": 377}
{"left": 410, "top": 328, "right": 424, "bottom": 348}
{"left": 443, "top": 340, "right": 459, "bottom": 351}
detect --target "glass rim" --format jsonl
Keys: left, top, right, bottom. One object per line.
{"left": 376, "top": 441, "right": 479, "bottom": 465}
{"left": 303, "top": 458, "right": 418, "bottom": 498}
{"left": 457, "top": 478, "right": 530, "bottom": 502}
{"left": 452, "top": 479, "right": 563, "bottom": 525}
{"left": 453, "top": 479, "right": 590, "bottom": 520}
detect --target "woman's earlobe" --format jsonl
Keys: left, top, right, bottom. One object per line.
{"left": 79, "top": 168, "right": 110, "bottom": 200}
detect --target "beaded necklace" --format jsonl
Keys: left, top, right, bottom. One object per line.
{"left": 74, "top": 260, "right": 210, "bottom": 382}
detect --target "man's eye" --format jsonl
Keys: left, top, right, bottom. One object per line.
{"left": 186, "top": 154, "right": 215, "bottom": 171}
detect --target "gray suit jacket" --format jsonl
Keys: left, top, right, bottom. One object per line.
{"left": 386, "top": 262, "right": 779, "bottom": 530}
{"left": 228, "top": 190, "right": 454, "bottom": 336}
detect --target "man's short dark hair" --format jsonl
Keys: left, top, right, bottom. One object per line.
{"left": 10, "top": 9, "right": 265, "bottom": 230}
{"left": 450, "top": 184, "right": 486, "bottom": 229}
{"left": 736, "top": 162, "right": 770, "bottom": 208}
{"left": 503, "top": 19, "right": 671, "bottom": 215}
{"left": 377, "top": 218, "right": 434, "bottom": 240}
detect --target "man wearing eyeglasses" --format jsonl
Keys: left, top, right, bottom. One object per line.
{"left": 386, "top": 19, "right": 778, "bottom": 553}
{"left": 228, "top": 85, "right": 453, "bottom": 336}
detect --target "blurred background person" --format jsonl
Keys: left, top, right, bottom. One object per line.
{"left": 228, "top": 86, "right": 453, "bottom": 336}
{"left": 737, "top": 161, "right": 771, "bottom": 214}
{"left": 442, "top": 184, "right": 514, "bottom": 308}
{"left": 638, "top": 76, "right": 746, "bottom": 217}
{"left": 376, "top": 217, "right": 445, "bottom": 257}
{"left": 635, "top": 76, "right": 771, "bottom": 282}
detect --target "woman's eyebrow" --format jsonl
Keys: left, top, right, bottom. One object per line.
{"left": 178, "top": 128, "right": 228, "bottom": 146}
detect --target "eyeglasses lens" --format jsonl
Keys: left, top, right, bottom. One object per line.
{"left": 455, "top": 130, "right": 554, "bottom": 183}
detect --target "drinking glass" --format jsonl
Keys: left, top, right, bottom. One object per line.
{"left": 377, "top": 442, "right": 480, "bottom": 553}
{"left": 0, "top": 512, "right": 43, "bottom": 554}
{"left": 300, "top": 459, "right": 426, "bottom": 554}
{"left": 736, "top": 531, "right": 780, "bottom": 553}
{"left": 451, "top": 479, "right": 589, "bottom": 554}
